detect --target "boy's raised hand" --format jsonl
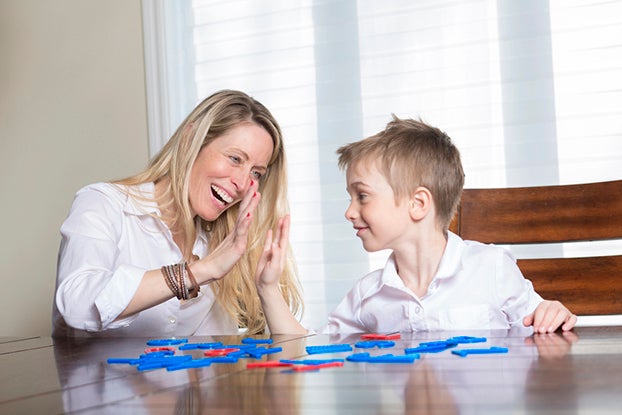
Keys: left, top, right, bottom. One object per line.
{"left": 523, "top": 300, "right": 577, "bottom": 333}
{"left": 255, "top": 214, "right": 290, "bottom": 289}
{"left": 254, "top": 215, "right": 307, "bottom": 334}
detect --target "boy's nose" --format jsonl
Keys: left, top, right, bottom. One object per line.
{"left": 345, "top": 203, "right": 357, "bottom": 221}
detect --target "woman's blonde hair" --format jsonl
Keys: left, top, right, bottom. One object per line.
{"left": 116, "top": 89, "right": 303, "bottom": 334}
{"left": 337, "top": 115, "right": 465, "bottom": 232}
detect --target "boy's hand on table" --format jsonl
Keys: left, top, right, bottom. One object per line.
{"left": 523, "top": 300, "right": 577, "bottom": 333}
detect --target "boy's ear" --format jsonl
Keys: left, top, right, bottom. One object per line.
{"left": 408, "top": 186, "right": 432, "bottom": 221}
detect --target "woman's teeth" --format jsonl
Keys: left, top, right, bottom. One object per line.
{"left": 211, "top": 185, "right": 233, "bottom": 204}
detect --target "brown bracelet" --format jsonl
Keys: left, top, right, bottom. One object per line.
{"left": 162, "top": 262, "right": 200, "bottom": 301}
{"left": 175, "top": 263, "right": 188, "bottom": 301}
{"left": 185, "top": 262, "right": 200, "bottom": 299}
{"left": 161, "top": 265, "right": 181, "bottom": 299}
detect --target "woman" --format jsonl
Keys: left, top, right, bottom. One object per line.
{"left": 53, "top": 90, "right": 305, "bottom": 337}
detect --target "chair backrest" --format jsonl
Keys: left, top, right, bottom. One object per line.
{"left": 448, "top": 180, "right": 622, "bottom": 316}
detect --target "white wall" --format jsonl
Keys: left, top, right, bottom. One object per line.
{"left": 0, "top": 0, "right": 149, "bottom": 336}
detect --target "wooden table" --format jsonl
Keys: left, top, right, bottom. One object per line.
{"left": 1, "top": 326, "right": 621, "bottom": 414}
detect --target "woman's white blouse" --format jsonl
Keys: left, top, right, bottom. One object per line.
{"left": 323, "top": 232, "right": 543, "bottom": 333}
{"left": 53, "top": 182, "right": 237, "bottom": 337}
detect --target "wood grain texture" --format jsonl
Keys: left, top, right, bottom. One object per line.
{"left": 450, "top": 180, "right": 622, "bottom": 315}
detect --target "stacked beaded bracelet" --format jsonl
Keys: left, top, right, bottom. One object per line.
{"left": 161, "top": 262, "right": 200, "bottom": 300}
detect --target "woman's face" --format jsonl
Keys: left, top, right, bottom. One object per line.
{"left": 189, "top": 122, "right": 274, "bottom": 221}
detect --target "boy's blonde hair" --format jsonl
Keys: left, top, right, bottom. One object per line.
{"left": 337, "top": 115, "right": 465, "bottom": 232}
{"left": 116, "top": 89, "right": 302, "bottom": 334}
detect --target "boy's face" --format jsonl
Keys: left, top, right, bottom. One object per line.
{"left": 344, "top": 161, "right": 412, "bottom": 252}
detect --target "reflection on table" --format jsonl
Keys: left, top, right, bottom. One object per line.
{"left": 1, "top": 327, "right": 622, "bottom": 414}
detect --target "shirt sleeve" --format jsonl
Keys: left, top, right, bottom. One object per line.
{"left": 55, "top": 185, "right": 145, "bottom": 331}
{"left": 494, "top": 248, "right": 544, "bottom": 327}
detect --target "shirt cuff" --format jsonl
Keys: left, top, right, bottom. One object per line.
{"left": 94, "top": 264, "right": 146, "bottom": 329}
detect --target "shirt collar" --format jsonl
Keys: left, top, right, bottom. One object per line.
{"left": 121, "top": 182, "right": 160, "bottom": 216}
{"left": 434, "top": 231, "right": 465, "bottom": 280}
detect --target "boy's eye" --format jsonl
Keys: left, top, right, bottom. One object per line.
{"left": 229, "top": 156, "right": 241, "bottom": 163}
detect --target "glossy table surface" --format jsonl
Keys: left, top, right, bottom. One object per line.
{"left": 1, "top": 326, "right": 622, "bottom": 414}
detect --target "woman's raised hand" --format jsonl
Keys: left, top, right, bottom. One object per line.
{"left": 194, "top": 180, "right": 261, "bottom": 284}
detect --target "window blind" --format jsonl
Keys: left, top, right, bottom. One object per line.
{"left": 143, "top": 0, "right": 622, "bottom": 330}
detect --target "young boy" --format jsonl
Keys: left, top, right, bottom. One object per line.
{"left": 323, "top": 116, "right": 577, "bottom": 334}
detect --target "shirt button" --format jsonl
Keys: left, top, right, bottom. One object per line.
{"left": 415, "top": 307, "right": 421, "bottom": 314}
{"left": 168, "top": 316, "right": 176, "bottom": 324}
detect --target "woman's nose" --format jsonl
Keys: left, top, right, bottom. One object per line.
{"left": 232, "top": 169, "right": 252, "bottom": 193}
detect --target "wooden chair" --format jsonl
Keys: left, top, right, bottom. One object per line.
{"left": 448, "top": 180, "right": 622, "bottom": 317}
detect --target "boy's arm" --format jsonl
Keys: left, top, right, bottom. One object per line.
{"left": 523, "top": 300, "right": 577, "bottom": 333}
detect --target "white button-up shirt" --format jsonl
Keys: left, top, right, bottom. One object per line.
{"left": 322, "top": 232, "right": 543, "bottom": 333}
{"left": 53, "top": 182, "right": 237, "bottom": 337}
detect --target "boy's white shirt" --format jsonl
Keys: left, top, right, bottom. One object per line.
{"left": 321, "top": 231, "right": 543, "bottom": 333}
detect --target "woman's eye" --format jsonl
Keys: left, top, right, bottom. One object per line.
{"left": 229, "top": 155, "right": 241, "bottom": 163}
{"left": 251, "top": 170, "right": 263, "bottom": 180}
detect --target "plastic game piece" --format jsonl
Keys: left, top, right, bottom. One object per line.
{"left": 447, "top": 336, "right": 487, "bottom": 344}
{"left": 247, "top": 361, "right": 293, "bottom": 368}
{"left": 107, "top": 358, "right": 138, "bottom": 364}
{"left": 418, "top": 340, "right": 458, "bottom": 348}
{"left": 203, "top": 348, "right": 240, "bottom": 357}
{"left": 144, "top": 346, "right": 176, "bottom": 354}
{"left": 361, "top": 332, "right": 401, "bottom": 340}
{"left": 244, "top": 346, "right": 283, "bottom": 359}
{"left": 369, "top": 354, "right": 419, "bottom": 363}
{"left": 178, "top": 342, "right": 224, "bottom": 350}
{"left": 305, "top": 344, "right": 353, "bottom": 354}
{"left": 280, "top": 358, "right": 345, "bottom": 365}
{"left": 346, "top": 352, "right": 418, "bottom": 363}
{"left": 138, "top": 350, "right": 175, "bottom": 359}
{"left": 136, "top": 355, "right": 193, "bottom": 371}
{"left": 451, "top": 346, "right": 509, "bottom": 357}
{"left": 241, "top": 338, "right": 274, "bottom": 345}
{"left": 290, "top": 361, "right": 344, "bottom": 372}
{"left": 146, "top": 338, "right": 188, "bottom": 346}
{"left": 354, "top": 340, "right": 395, "bottom": 349}
{"left": 405, "top": 341, "right": 458, "bottom": 354}
{"left": 203, "top": 356, "right": 238, "bottom": 363}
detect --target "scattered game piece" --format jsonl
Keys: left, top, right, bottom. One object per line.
{"left": 354, "top": 340, "right": 395, "bottom": 349}
{"left": 361, "top": 332, "right": 401, "bottom": 340}
{"left": 280, "top": 358, "right": 345, "bottom": 365}
{"left": 146, "top": 338, "right": 188, "bottom": 346}
{"left": 203, "top": 348, "right": 240, "bottom": 357}
{"left": 347, "top": 352, "right": 419, "bottom": 363}
{"left": 447, "top": 336, "right": 487, "bottom": 344}
{"left": 136, "top": 355, "right": 193, "bottom": 371}
{"left": 405, "top": 341, "right": 457, "bottom": 354}
{"left": 241, "top": 338, "right": 274, "bottom": 345}
{"left": 178, "top": 342, "right": 224, "bottom": 350}
{"left": 247, "top": 361, "right": 293, "bottom": 368}
{"left": 306, "top": 344, "right": 353, "bottom": 354}
{"left": 451, "top": 346, "right": 509, "bottom": 357}
{"left": 289, "top": 361, "right": 344, "bottom": 372}
{"left": 144, "top": 346, "right": 176, "bottom": 354}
